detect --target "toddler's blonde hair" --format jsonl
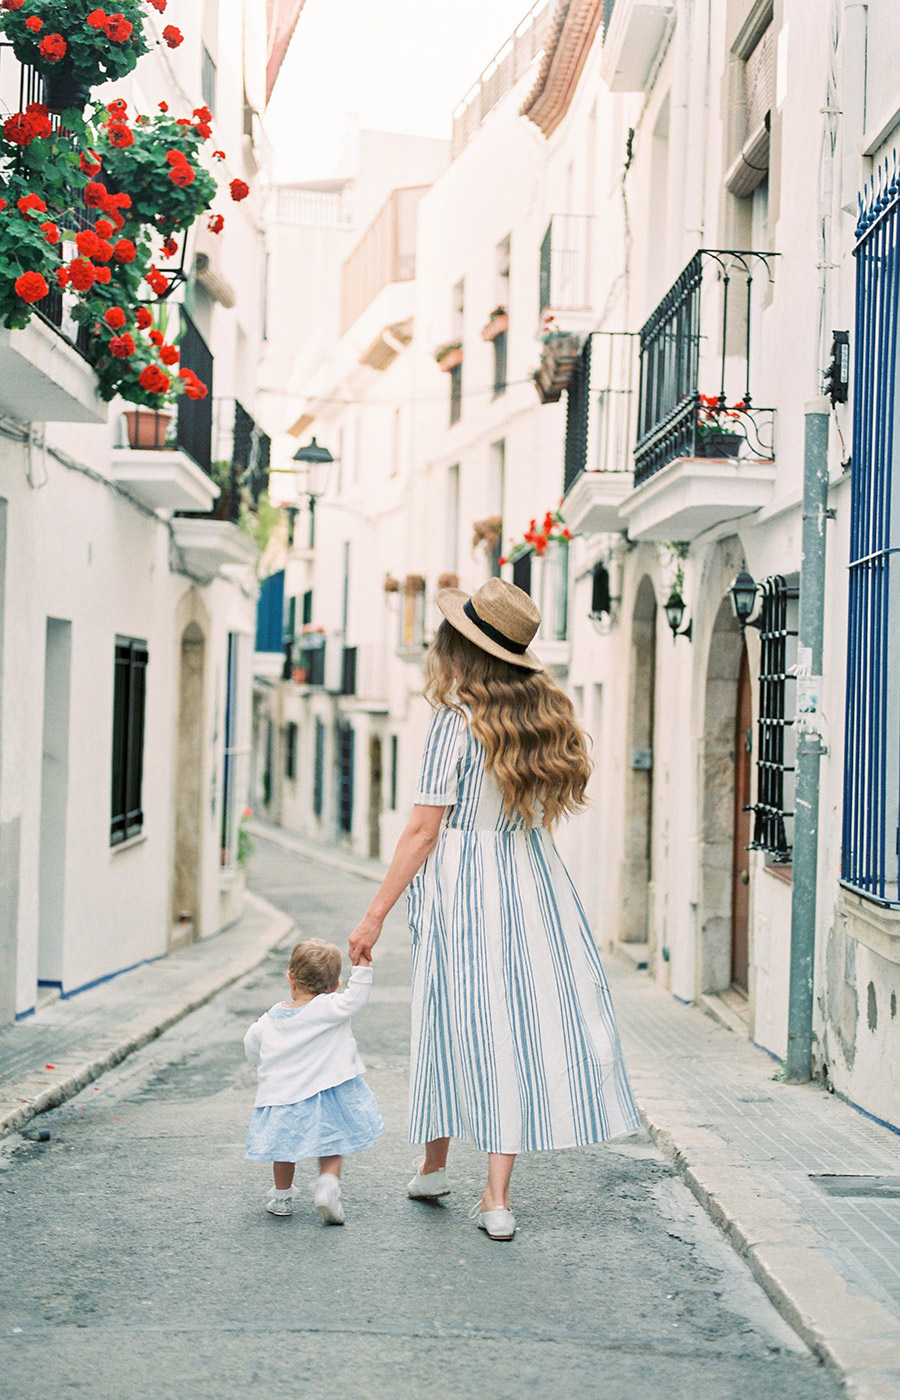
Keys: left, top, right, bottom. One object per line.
{"left": 288, "top": 938, "right": 342, "bottom": 996}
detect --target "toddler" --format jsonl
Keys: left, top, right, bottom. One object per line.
{"left": 244, "top": 938, "right": 383, "bottom": 1223}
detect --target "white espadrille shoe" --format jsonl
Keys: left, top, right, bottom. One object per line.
{"left": 265, "top": 1191, "right": 293, "bottom": 1217}
{"left": 314, "top": 1173, "right": 345, "bottom": 1225}
{"left": 407, "top": 1164, "right": 451, "bottom": 1199}
{"left": 471, "top": 1202, "right": 516, "bottom": 1240}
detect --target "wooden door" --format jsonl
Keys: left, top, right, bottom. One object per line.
{"left": 731, "top": 645, "right": 752, "bottom": 991}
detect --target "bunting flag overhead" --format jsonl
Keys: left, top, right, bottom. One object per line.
{"left": 266, "top": 0, "right": 307, "bottom": 104}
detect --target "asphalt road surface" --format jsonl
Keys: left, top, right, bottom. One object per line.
{"left": 0, "top": 837, "right": 844, "bottom": 1399}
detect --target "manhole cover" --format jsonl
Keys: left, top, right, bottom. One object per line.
{"left": 810, "top": 1175, "right": 900, "bottom": 1198}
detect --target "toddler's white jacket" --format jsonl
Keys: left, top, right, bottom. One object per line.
{"left": 244, "top": 964, "right": 372, "bottom": 1107}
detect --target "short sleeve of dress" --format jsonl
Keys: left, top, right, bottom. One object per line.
{"left": 415, "top": 705, "right": 467, "bottom": 807}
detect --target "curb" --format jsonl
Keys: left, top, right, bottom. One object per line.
{"left": 636, "top": 1100, "right": 900, "bottom": 1400}
{"left": 0, "top": 891, "right": 294, "bottom": 1142}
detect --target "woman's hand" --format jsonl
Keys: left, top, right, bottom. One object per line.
{"left": 349, "top": 911, "right": 384, "bottom": 965}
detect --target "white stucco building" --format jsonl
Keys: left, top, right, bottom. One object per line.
{"left": 259, "top": 0, "right": 900, "bottom": 1131}
{"left": 0, "top": 0, "right": 272, "bottom": 1025}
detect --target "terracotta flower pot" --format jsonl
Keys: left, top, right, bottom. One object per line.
{"left": 436, "top": 346, "right": 463, "bottom": 373}
{"left": 124, "top": 409, "right": 172, "bottom": 450}
{"left": 481, "top": 313, "right": 508, "bottom": 342}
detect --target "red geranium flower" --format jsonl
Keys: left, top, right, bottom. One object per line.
{"left": 0, "top": 199, "right": 6, "bottom": 209}
{"left": 112, "top": 238, "right": 136, "bottom": 263}
{"left": 161, "top": 237, "right": 178, "bottom": 257}
{"left": 165, "top": 150, "right": 186, "bottom": 166}
{"left": 135, "top": 307, "right": 152, "bottom": 329}
{"left": 40, "top": 221, "right": 59, "bottom": 244}
{"left": 230, "top": 179, "right": 249, "bottom": 202}
{"left": 169, "top": 163, "right": 195, "bottom": 188}
{"left": 146, "top": 0, "right": 166, "bottom": 10}
{"left": 104, "top": 14, "right": 133, "bottom": 41}
{"left": 84, "top": 181, "right": 108, "bottom": 208}
{"left": 148, "top": 329, "right": 164, "bottom": 346}
{"left": 158, "top": 101, "right": 169, "bottom": 112}
{"left": 159, "top": 344, "right": 179, "bottom": 365}
{"left": 104, "top": 306, "right": 127, "bottom": 330}
{"left": 106, "top": 191, "right": 131, "bottom": 210}
{"left": 212, "top": 150, "right": 225, "bottom": 161}
{"left": 207, "top": 214, "right": 224, "bottom": 234}
{"left": 56, "top": 266, "right": 70, "bottom": 289}
{"left": 79, "top": 149, "right": 102, "bottom": 175}
{"left": 86, "top": 9, "right": 107, "bottom": 26}
{"left": 94, "top": 265, "right": 112, "bottom": 284}
{"left": 181, "top": 374, "right": 208, "bottom": 402}
{"left": 109, "top": 333, "right": 136, "bottom": 358}
{"left": 15, "top": 271, "right": 49, "bottom": 303}
{"left": 25, "top": 15, "right": 42, "bottom": 31}
{"left": 196, "top": 123, "right": 211, "bottom": 139}
{"left": 162, "top": 25, "right": 183, "bottom": 47}
{"left": 106, "top": 98, "right": 128, "bottom": 117}
{"left": 1, "top": 0, "right": 26, "bottom": 10}
{"left": 68, "top": 258, "right": 97, "bottom": 291}
{"left": 17, "top": 193, "right": 47, "bottom": 219}
{"left": 139, "top": 365, "right": 170, "bottom": 394}
{"left": 107, "top": 121, "right": 133, "bottom": 148}
{"left": 146, "top": 267, "right": 169, "bottom": 295}
{"left": 93, "top": 239, "right": 114, "bottom": 264}
{"left": 193, "top": 107, "right": 212, "bottom": 124}
{"left": 95, "top": 217, "right": 114, "bottom": 238}
{"left": 75, "top": 229, "right": 101, "bottom": 258}
{"left": 4, "top": 114, "right": 33, "bottom": 145}
{"left": 38, "top": 34, "right": 67, "bottom": 62}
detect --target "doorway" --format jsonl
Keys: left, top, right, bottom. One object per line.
{"left": 368, "top": 735, "right": 383, "bottom": 860}
{"left": 172, "top": 621, "right": 205, "bottom": 946}
{"left": 731, "top": 645, "right": 752, "bottom": 991}
{"left": 38, "top": 618, "right": 72, "bottom": 992}
{"left": 620, "top": 577, "right": 656, "bottom": 954}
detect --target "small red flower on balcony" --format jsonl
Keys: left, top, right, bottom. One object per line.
{"left": 106, "top": 98, "right": 128, "bottom": 117}
{"left": 76, "top": 229, "right": 102, "bottom": 258}
{"left": 95, "top": 217, "right": 114, "bottom": 237}
{"left": 15, "top": 271, "right": 49, "bottom": 303}
{"left": 25, "top": 16, "right": 42, "bottom": 32}
{"left": 108, "top": 121, "right": 133, "bottom": 148}
{"left": 159, "top": 343, "right": 179, "bottom": 365}
{"left": 207, "top": 213, "right": 224, "bottom": 234}
{"left": 146, "top": 266, "right": 169, "bottom": 294}
{"left": 109, "top": 333, "right": 136, "bottom": 358}
{"left": 84, "top": 181, "right": 108, "bottom": 208}
{"left": 195, "top": 122, "right": 212, "bottom": 139}
{"left": 161, "top": 237, "right": 178, "bottom": 257}
{"left": 38, "top": 34, "right": 67, "bottom": 62}
{"left": 17, "top": 194, "right": 47, "bottom": 219}
{"left": 40, "top": 221, "right": 59, "bottom": 244}
{"left": 146, "top": 0, "right": 167, "bottom": 10}
{"left": 105, "top": 306, "right": 127, "bottom": 330}
{"left": 105, "top": 14, "right": 133, "bottom": 42}
{"left": 112, "top": 238, "right": 137, "bottom": 263}
{"left": 55, "top": 266, "right": 70, "bottom": 289}
{"left": 80, "top": 149, "right": 103, "bottom": 175}
{"left": 68, "top": 258, "right": 97, "bottom": 291}
{"left": 94, "top": 265, "right": 112, "bottom": 284}
{"left": 229, "top": 178, "right": 249, "bottom": 202}
{"left": 179, "top": 368, "right": 207, "bottom": 400}
{"left": 193, "top": 107, "right": 212, "bottom": 124}
{"left": 1, "top": 0, "right": 26, "bottom": 10}
{"left": 148, "top": 329, "right": 163, "bottom": 346}
{"left": 87, "top": 10, "right": 107, "bottom": 27}
{"left": 212, "top": 150, "right": 225, "bottom": 161}
{"left": 135, "top": 307, "right": 152, "bottom": 329}
{"left": 139, "top": 365, "right": 170, "bottom": 394}
{"left": 158, "top": 101, "right": 168, "bottom": 112}
{"left": 169, "top": 162, "right": 195, "bottom": 188}
{"left": 162, "top": 25, "right": 183, "bottom": 47}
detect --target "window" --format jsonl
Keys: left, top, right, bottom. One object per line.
{"left": 337, "top": 723, "right": 355, "bottom": 835}
{"left": 313, "top": 719, "right": 326, "bottom": 817}
{"left": 389, "top": 734, "right": 399, "bottom": 811}
{"left": 341, "top": 646, "right": 357, "bottom": 696}
{"left": 450, "top": 279, "right": 464, "bottom": 425}
{"left": 492, "top": 331, "right": 507, "bottom": 397}
{"left": 221, "top": 632, "right": 243, "bottom": 866}
{"left": 302, "top": 589, "right": 313, "bottom": 625}
{"left": 449, "top": 362, "right": 462, "bottom": 425}
{"left": 488, "top": 441, "right": 505, "bottom": 578}
{"left": 843, "top": 169, "right": 900, "bottom": 903}
{"left": 750, "top": 576, "right": 798, "bottom": 862}
{"left": 201, "top": 44, "right": 217, "bottom": 115}
{"left": 541, "top": 540, "right": 569, "bottom": 641}
{"left": 726, "top": 16, "right": 774, "bottom": 198}
{"left": 445, "top": 465, "right": 459, "bottom": 572}
{"left": 512, "top": 550, "right": 532, "bottom": 597}
{"left": 300, "top": 636, "right": 325, "bottom": 686}
{"left": 285, "top": 722, "right": 298, "bottom": 781}
{"left": 110, "top": 637, "right": 148, "bottom": 845}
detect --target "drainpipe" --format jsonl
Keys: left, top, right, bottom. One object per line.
{"left": 786, "top": 399, "right": 830, "bottom": 1082}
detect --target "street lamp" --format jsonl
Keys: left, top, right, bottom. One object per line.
{"left": 292, "top": 437, "right": 334, "bottom": 547}
{"left": 728, "top": 567, "right": 759, "bottom": 635}
{"left": 663, "top": 589, "right": 692, "bottom": 642}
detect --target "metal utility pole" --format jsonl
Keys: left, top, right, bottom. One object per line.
{"left": 786, "top": 398, "right": 830, "bottom": 1082}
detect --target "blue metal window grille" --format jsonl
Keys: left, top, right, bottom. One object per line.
{"left": 843, "top": 159, "right": 900, "bottom": 904}
{"left": 110, "top": 637, "right": 148, "bottom": 845}
{"left": 749, "top": 576, "right": 798, "bottom": 861}
{"left": 255, "top": 570, "right": 285, "bottom": 653}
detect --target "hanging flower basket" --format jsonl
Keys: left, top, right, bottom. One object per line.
{"left": 472, "top": 516, "right": 502, "bottom": 555}
{"left": 534, "top": 332, "right": 583, "bottom": 403}
{"left": 404, "top": 573, "right": 426, "bottom": 595}
{"left": 45, "top": 61, "right": 91, "bottom": 116}
{"left": 434, "top": 341, "right": 462, "bottom": 372}
{"left": 437, "top": 571, "right": 459, "bottom": 590}
{"left": 481, "top": 307, "right": 508, "bottom": 342}
{"left": 383, "top": 574, "right": 401, "bottom": 593}
{"left": 123, "top": 407, "right": 171, "bottom": 450}
{"left": 0, "top": 1, "right": 151, "bottom": 104}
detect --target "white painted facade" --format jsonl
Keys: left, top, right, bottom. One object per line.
{"left": 260, "top": 0, "right": 900, "bottom": 1129}
{"left": 0, "top": 0, "right": 269, "bottom": 1024}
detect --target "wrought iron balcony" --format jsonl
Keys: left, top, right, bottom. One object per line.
{"left": 633, "top": 249, "right": 777, "bottom": 488}
{"left": 561, "top": 331, "right": 637, "bottom": 535}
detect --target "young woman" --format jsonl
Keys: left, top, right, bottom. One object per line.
{"left": 348, "top": 578, "right": 640, "bottom": 1240}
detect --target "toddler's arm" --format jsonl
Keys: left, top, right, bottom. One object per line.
{"left": 243, "top": 1015, "right": 265, "bottom": 1065}
{"left": 326, "top": 963, "right": 373, "bottom": 1020}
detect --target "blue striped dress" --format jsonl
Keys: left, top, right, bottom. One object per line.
{"left": 407, "top": 704, "right": 641, "bottom": 1154}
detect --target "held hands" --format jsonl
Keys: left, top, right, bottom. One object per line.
{"left": 348, "top": 911, "right": 383, "bottom": 966}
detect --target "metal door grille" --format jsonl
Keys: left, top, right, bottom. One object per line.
{"left": 749, "top": 576, "right": 797, "bottom": 860}
{"left": 843, "top": 160, "right": 900, "bottom": 903}
{"left": 564, "top": 335, "right": 592, "bottom": 494}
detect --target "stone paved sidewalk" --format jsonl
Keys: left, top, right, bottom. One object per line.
{"left": 0, "top": 891, "right": 293, "bottom": 1140}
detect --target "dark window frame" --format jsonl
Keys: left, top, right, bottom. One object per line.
{"left": 313, "top": 719, "right": 325, "bottom": 817}
{"left": 449, "top": 362, "right": 462, "bottom": 425}
{"left": 110, "top": 636, "right": 148, "bottom": 846}
{"left": 285, "top": 721, "right": 298, "bottom": 781}
{"left": 749, "top": 575, "right": 798, "bottom": 863}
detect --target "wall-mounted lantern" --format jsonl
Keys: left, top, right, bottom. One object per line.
{"left": 728, "top": 567, "right": 760, "bottom": 635}
{"left": 663, "top": 588, "right": 692, "bottom": 642}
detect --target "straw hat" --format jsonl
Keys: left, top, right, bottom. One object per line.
{"left": 436, "top": 578, "right": 544, "bottom": 671}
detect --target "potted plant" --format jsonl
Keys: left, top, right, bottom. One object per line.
{"left": 96, "top": 106, "right": 219, "bottom": 236}
{"left": 123, "top": 406, "right": 172, "bottom": 449}
{"left": 500, "top": 507, "right": 571, "bottom": 564}
{"left": 434, "top": 341, "right": 462, "bottom": 372}
{"left": 695, "top": 393, "right": 745, "bottom": 458}
{"left": 0, "top": 0, "right": 153, "bottom": 115}
{"left": 383, "top": 574, "right": 400, "bottom": 593}
{"left": 481, "top": 305, "right": 508, "bottom": 341}
{"left": 404, "top": 573, "right": 426, "bottom": 594}
{"left": 291, "top": 666, "right": 307, "bottom": 685}
{"left": 437, "top": 571, "right": 459, "bottom": 590}
{"left": 471, "top": 516, "right": 503, "bottom": 557}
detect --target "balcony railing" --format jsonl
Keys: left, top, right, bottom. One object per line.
{"left": 451, "top": 1, "right": 550, "bottom": 159}
{"left": 539, "top": 214, "right": 593, "bottom": 318}
{"left": 340, "top": 186, "right": 428, "bottom": 332}
{"left": 176, "top": 312, "right": 214, "bottom": 472}
{"left": 633, "top": 249, "right": 777, "bottom": 487}
{"left": 563, "top": 332, "right": 637, "bottom": 494}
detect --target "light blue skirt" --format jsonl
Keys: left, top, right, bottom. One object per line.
{"left": 245, "top": 1075, "right": 383, "bottom": 1162}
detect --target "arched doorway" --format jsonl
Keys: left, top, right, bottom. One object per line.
{"left": 699, "top": 598, "right": 748, "bottom": 996}
{"left": 171, "top": 620, "right": 206, "bottom": 947}
{"left": 620, "top": 576, "right": 656, "bottom": 958}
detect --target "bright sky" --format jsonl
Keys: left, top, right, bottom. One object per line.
{"left": 267, "top": 0, "right": 539, "bottom": 181}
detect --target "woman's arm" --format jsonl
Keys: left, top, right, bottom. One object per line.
{"left": 348, "top": 804, "right": 445, "bottom": 963}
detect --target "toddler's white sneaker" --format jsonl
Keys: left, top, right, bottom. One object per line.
{"left": 314, "top": 1173, "right": 345, "bottom": 1225}
{"left": 407, "top": 1163, "right": 451, "bottom": 1199}
{"left": 265, "top": 1191, "right": 293, "bottom": 1217}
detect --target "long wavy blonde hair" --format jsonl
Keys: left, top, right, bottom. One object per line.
{"left": 425, "top": 620, "right": 592, "bottom": 827}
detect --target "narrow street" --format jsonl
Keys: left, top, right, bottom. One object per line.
{"left": 0, "top": 838, "right": 842, "bottom": 1400}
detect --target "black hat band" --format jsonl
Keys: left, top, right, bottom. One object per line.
{"left": 463, "top": 599, "right": 529, "bottom": 655}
